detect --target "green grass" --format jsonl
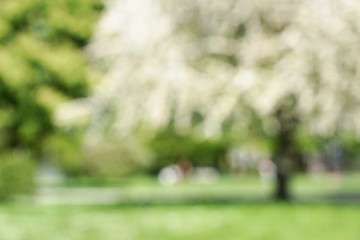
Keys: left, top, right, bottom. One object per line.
{"left": 2, "top": 173, "right": 360, "bottom": 239}
{"left": 55, "top": 172, "right": 360, "bottom": 204}
{"left": 0, "top": 203, "right": 359, "bottom": 240}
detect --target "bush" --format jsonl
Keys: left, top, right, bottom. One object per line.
{"left": 0, "top": 151, "right": 35, "bottom": 200}
{"left": 84, "top": 138, "right": 153, "bottom": 178}
{"left": 149, "top": 129, "right": 230, "bottom": 172}
{"left": 44, "top": 132, "right": 85, "bottom": 177}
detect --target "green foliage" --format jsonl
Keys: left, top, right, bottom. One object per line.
{"left": 149, "top": 129, "right": 230, "bottom": 172}
{"left": 84, "top": 138, "right": 154, "bottom": 178}
{"left": 0, "top": 0, "right": 103, "bottom": 157}
{"left": 333, "top": 135, "right": 360, "bottom": 168}
{"left": 0, "top": 151, "right": 35, "bottom": 199}
{"left": 43, "top": 131, "right": 84, "bottom": 176}
{"left": 0, "top": 0, "right": 103, "bottom": 200}
{"left": 295, "top": 132, "right": 322, "bottom": 155}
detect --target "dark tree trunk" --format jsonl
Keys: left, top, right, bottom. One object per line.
{"left": 275, "top": 172, "right": 290, "bottom": 201}
{"left": 273, "top": 154, "right": 292, "bottom": 201}
{"left": 272, "top": 95, "right": 299, "bottom": 201}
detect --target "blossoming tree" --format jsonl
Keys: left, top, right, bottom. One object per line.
{"left": 59, "top": 0, "right": 360, "bottom": 200}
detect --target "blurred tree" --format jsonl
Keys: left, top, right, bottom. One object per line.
{"left": 149, "top": 128, "right": 230, "bottom": 173}
{"left": 0, "top": 0, "right": 103, "bottom": 158}
{"left": 63, "top": 0, "right": 360, "bottom": 200}
{"left": 0, "top": 150, "right": 35, "bottom": 199}
{"left": 83, "top": 138, "right": 154, "bottom": 179}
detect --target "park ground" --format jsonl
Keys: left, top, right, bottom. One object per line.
{"left": 0, "top": 203, "right": 359, "bottom": 240}
{"left": 1, "top": 172, "right": 360, "bottom": 240}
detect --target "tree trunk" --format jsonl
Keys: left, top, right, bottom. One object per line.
{"left": 273, "top": 154, "right": 292, "bottom": 201}
{"left": 272, "top": 96, "right": 298, "bottom": 201}
{"left": 275, "top": 172, "right": 290, "bottom": 201}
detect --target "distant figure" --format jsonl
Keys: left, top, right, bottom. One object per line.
{"left": 177, "top": 158, "right": 193, "bottom": 177}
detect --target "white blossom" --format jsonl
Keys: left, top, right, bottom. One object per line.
{"left": 57, "top": 0, "right": 360, "bottom": 142}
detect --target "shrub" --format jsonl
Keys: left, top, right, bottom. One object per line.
{"left": 0, "top": 151, "right": 35, "bottom": 200}
{"left": 44, "top": 133, "right": 85, "bottom": 177}
{"left": 149, "top": 129, "right": 230, "bottom": 172}
{"left": 84, "top": 138, "right": 153, "bottom": 178}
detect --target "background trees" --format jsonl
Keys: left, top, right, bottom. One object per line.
{"left": 0, "top": 0, "right": 103, "bottom": 197}
{"left": 0, "top": 0, "right": 103, "bottom": 155}
{"left": 65, "top": 0, "right": 360, "bottom": 200}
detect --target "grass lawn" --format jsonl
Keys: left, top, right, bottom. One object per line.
{"left": 0, "top": 203, "right": 359, "bottom": 240}
{"left": 48, "top": 172, "right": 360, "bottom": 205}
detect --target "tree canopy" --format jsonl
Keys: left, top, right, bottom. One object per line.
{"left": 59, "top": 0, "right": 360, "bottom": 199}
{"left": 0, "top": 0, "right": 103, "bottom": 156}
{"left": 64, "top": 0, "right": 360, "bottom": 147}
